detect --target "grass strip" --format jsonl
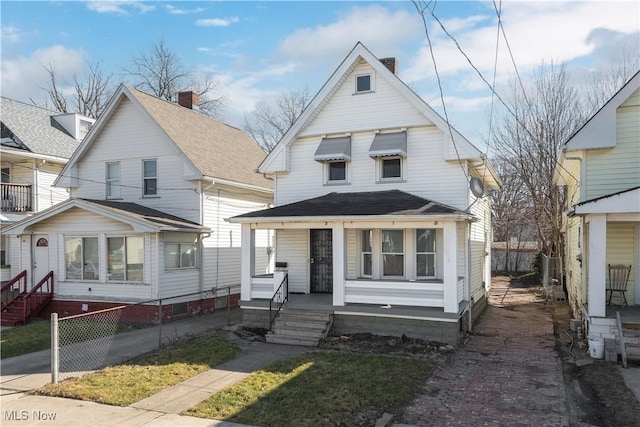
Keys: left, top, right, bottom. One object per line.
{"left": 36, "top": 331, "right": 239, "bottom": 406}
{"left": 184, "top": 351, "right": 435, "bottom": 426}
{"left": 1, "top": 320, "right": 50, "bottom": 359}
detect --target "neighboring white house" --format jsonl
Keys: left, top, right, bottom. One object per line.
{"left": 554, "top": 71, "right": 640, "bottom": 338}
{"left": 3, "top": 85, "right": 273, "bottom": 319}
{"left": 230, "top": 43, "right": 501, "bottom": 345}
{"left": 1, "top": 98, "right": 94, "bottom": 282}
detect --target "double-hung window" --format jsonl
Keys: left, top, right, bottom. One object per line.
{"left": 65, "top": 237, "right": 100, "bottom": 280}
{"left": 361, "top": 230, "right": 373, "bottom": 277}
{"left": 143, "top": 159, "right": 157, "bottom": 196}
{"left": 107, "top": 236, "right": 144, "bottom": 281}
{"left": 416, "top": 229, "right": 436, "bottom": 278}
{"left": 328, "top": 161, "right": 347, "bottom": 182}
{"left": 381, "top": 230, "right": 404, "bottom": 277}
{"left": 166, "top": 243, "right": 197, "bottom": 269}
{"left": 106, "top": 162, "right": 120, "bottom": 198}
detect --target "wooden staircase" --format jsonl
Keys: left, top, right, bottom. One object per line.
{"left": 1, "top": 270, "right": 54, "bottom": 327}
{"left": 266, "top": 309, "right": 334, "bottom": 347}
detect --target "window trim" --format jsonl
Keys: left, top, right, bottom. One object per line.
{"left": 377, "top": 156, "right": 404, "bottom": 182}
{"left": 360, "top": 229, "right": 373, "bottom": 278}
{"left": 107, "top": 236, "right": 144, "bottom": 282}
{"left": 165, "top": 242, "right": 198, "bottom": 270}
{"left": 142, "top": 159, "right": 158, "bottom": 197}
{"left": 416, "top": 229, "right": 437, "bottom": 279}
{"left": 105, "top": 162, "right": 121, "bottom": 199}
{"left": 355, "top": 73, "right": 374, "bottom": 94}
{"left": 65, "top": 236, "right": 100, "bottom": 281}
{"left": 325, "top": 160, "right": 349, "bottom": 184}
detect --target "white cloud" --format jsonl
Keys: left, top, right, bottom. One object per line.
{"left": 1, "top": 45, "right": 85, "bottom": 104}
{"left": 277, "top": 5, "right": 422, "bottom": 69}
{"left": 164, "top": 5, "right": 205, "bottom": 15}
{"left": 1, "top": 25, "right": 28, "bottom": 43}
{"left": 86, "top": 1, "right": 155, "bottom": 15}
{"left": 196, "top": 17, "right": 240, "bottom": 27}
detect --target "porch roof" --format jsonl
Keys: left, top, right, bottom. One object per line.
{"left": 3, "top": 198, "right": 209, "bottom": 234}
{"left": 572, "top": 186, "right": 640, "bottom": 215}
{"left": 231, "top": 190, "right": 471, "bottom": 222}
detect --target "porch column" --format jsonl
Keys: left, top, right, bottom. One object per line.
{"left": 332, "top": 224, "right": 345, "bottom": 306}
{"left": 587, "top": 214, "right": 607, "bottom": 317}
{"left": 240, "top": 224, "right": 254, "bottom": 301}
{"left": 443, "top": 222, "right": 458, "bottom": 313}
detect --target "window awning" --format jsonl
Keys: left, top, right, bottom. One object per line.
{"left": 314, "top": 136, "right": 351, "bottom": 162}
{"left": 369, "top": 131, "right": 407, "bottom": 158}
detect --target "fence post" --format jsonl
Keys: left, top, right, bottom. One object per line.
{"left": 227, "top": 286, "right": 231, "bottom": 326}
{"left": 158, "top": 299, "right": 162, "bottom": 349}
{"left": 51, "top": 313, "right": 59, "bottom": 384}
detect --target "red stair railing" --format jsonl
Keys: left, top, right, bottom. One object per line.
{"left": 1, "top": 270, "right": 27, "bottom": 310}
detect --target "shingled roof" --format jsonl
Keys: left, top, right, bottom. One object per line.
{"left": 125, "top": 86, "right": 271, "bottom": 190}
{"left": 234, "top": 190, "right": 469, "bottom": 219}
{"left": 0, "top": 97, "right": 81, "bottom": 159}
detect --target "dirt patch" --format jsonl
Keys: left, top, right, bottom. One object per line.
{"left": 319, "top": 332, "right": 455, "bottom": 363}
{"left": 553, "top": 300, "right": 640, "bottom": 426}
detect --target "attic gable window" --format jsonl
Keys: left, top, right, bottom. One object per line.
{"left": 355, "top": 74, "right": 373, "bottom": 93}
{"left": 143, "top": 159, "right": 157, "bottom": 196}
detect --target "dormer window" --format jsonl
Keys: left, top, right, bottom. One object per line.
{"left": 79, "top": 120, "right": 92, "bottom": 140}
{"left": 355, "top": 74, "right": 372, "bottom": 93}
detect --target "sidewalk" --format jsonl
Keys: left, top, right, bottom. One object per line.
{"left": 1, "top": 309, "right": 313, "bottom": 427}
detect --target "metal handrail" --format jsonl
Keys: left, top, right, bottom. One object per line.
{"left": 1, "top": 270, "right": 27, "bottom": 310}
{"left": 268, "top": 273, "right": 288, "bottom": 330}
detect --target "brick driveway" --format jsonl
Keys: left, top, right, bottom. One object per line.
{"left": 401, "top": 276, "right": 569, "bottom": 426}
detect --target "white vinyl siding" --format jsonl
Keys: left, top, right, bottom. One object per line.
{"left": 70, "top": 98, "right": 201, "bottom": 223}
{"left": 276, "top": 127, "right": 468, "bottom": 209}
{"left": 35, "top": 162, "right": 69, "bottom": 210}
{"left": 302, "top": 62, "right": 430, "bottom": 136}
{"left": 276, "top": 229, "right": 308, "bottom": 293}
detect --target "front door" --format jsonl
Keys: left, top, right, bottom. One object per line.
{"left": 310, "top": 229, "right": 333, "bottom": 293}
{"left": 33, "top": 235, "right": 49, "bottom": 284}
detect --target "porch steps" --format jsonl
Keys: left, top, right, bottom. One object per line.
{"left": 266, "top": 309, "right": 333, "bottom": 347}
{"left": 621, "top": 329, "right": 640, "bottom": 361}
{"left": 1, "top": 294, "right": 50, "bottom": 326}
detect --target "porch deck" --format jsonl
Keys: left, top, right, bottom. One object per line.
{"left": 605, "top": 305, "right": 640, "bottom": 327}
{"left": 241, "top": 293, "right": 470, "bottom": 321}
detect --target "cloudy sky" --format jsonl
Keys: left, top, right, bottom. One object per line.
{"left": 2, "top": 1, "right": 638, "bottom": 148}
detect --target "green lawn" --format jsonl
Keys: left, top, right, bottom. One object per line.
{"left": 1, "top": 320, "right": 50, "bottom": 359}
{"left": 184, "top": 351, "right": 436, "bottom": 426}
{"left": 36, "top": 331, "right": 239, "bottom": 406}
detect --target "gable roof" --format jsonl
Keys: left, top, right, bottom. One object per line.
{"left": 0, "top": 97, "right": 81, "bottom": 159}
{"left": 564, "top": 70, "right": 640, "bottom": 151}
{"left": 56, "top": 84, "right": 272, "bottom": 191}
{"left": 231, "top": 190, "right": 472, "bottom": 221}
{"left": 259, "top": 42, "right": 501, "bottom": 189}
{"left": 3, "top": 197, "right": 209, "bottom": 235}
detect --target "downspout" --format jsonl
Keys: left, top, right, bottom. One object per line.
{"left": 467, "top": 220, "right": 473, "bottom": 333}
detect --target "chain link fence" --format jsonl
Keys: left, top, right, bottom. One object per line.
{"left": 51, "top": 286, "right": 237, "bottom": 383}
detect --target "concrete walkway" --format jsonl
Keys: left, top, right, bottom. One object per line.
{"left": 400, "top": 278, "right": 570, "bottom": 426}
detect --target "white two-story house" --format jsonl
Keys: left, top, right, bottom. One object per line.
{"left": 3, "top": 85, "right": 272, "bottom": 322}
{"left": 230, "top": 43, "right": 501, "bottom": 345}
{"left": 1, "top": 98, "right": 94, "bottom": 282}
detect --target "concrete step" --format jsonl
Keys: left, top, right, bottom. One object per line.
{"left": 265, "top": 335, "right": 320, "bottom": 347}
{"left": 278, "top": 310, "right": 332, "bottom": 321}
{"left": 274, "top": 319, "right": 330, "bottom": 330}
{"left": 270, "top": 326, "right": 325, "bottom": 340}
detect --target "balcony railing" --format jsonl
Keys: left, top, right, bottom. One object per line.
{"left": 1, "top": 183, "right": 32, "bottom": 212}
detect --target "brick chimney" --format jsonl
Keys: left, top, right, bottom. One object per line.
{"left": 178, "top": 91, "right": 199, "bottom": 110}
{"left": 380, "top": 57, "right": 398, "bottom": 75}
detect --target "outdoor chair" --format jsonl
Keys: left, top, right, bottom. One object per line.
{"left": 607, "top": 264, "right": 632, "bottom": 307}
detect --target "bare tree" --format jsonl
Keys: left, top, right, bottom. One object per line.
{"left": 492, "top": 61, "right": 585, "bottom": 255}
{"left": 244, "top": 86, "right": 311, "bottom": 152}
{"left": 584, "top": 44, "right": 639, "bottom": 115}
{"left": 123, "top": 39, "right": 225, "bottom": 118}
{"left": 33, "top": 61, "right": 113, "bottom": 119}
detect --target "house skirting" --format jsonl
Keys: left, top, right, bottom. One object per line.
{"left": 39, "top": 294, "right": 240, "bottom": 323}
{"left": 242, "top": 306, "right": 465, "bottom": 345}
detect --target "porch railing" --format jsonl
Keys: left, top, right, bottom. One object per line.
{"left": 268, "top": 273, "right": 288, "bottom": 329}
{"left": 1, "top": 270, "right": 27, "bottom": 310}
{"left": 19, "top": 271, "right": 54, "bottom": 324}
{"left": 1, "top": 183, "right": 33, "bottom": 212}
